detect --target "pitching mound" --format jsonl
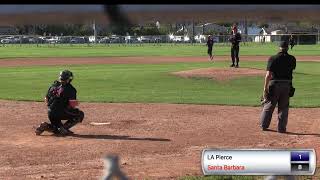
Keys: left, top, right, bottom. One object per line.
{"left": 173, "top": 67, "right": 266, "bottom": 81}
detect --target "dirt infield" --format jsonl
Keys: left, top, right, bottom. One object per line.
{"left": 0, "top": 55, "right": 320, "bottom": 67}
{"left": 0, "top": 100, "right": 319, "bottom": 179}
{"left": 0, "top": 56, "right": 319, "bottom": 179}
{"left": 172, "top": 67, "right": 266, "bottom": 81}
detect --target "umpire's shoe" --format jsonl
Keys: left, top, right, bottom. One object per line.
{"left": 35, "top": 122, "right": 50, "bottom": 135}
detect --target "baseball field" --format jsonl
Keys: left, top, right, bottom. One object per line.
{"left": 0, "top": 43, "right": 319, "bottom": 179}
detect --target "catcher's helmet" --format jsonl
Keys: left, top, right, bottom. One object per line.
{"left": 59, "top": 70, "right": 73, "bottom": 82}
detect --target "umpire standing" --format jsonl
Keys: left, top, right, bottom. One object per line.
{"left": 260, "top": 41, "right": 296, "bottom": 133}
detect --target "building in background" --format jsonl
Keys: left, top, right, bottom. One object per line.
{"left": 0, "top": 26, "right": 17, "bottom": 35}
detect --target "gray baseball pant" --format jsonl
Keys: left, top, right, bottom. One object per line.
{"left": 260, "top": 82, "right": 291, "bottom": 132}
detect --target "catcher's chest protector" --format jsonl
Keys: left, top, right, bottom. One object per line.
{"left": 47, "top": 82, "right": 64, "bottom": 106}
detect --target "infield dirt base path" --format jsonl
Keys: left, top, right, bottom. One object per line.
{"left": 0, "top": 55, "right": 320, "bottom": 67}
{"left": 0, "top": 100, "right": 319, "bottom": 179}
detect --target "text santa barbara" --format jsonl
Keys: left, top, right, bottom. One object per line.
{"left": 208, "top": 165, "right": 245, "bottom": 171}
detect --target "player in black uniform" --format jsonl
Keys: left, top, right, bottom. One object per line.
{"left": 289, "top": 35, "right": 295, "bottom": 50}
{"left": 206, "top": 35, "right": 214, "bottom": 61}
{"left": 229, "top": 32, "right": 242, "bottom": 68}
{"left": 35, "top": 70, "right": 84, "bottom": 136}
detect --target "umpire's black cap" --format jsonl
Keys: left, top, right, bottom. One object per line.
{"left": 279, "top": 41, "right": 289, "bottom": 48}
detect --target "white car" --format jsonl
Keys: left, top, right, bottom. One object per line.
{"left": 172, "top": 36, "right": 183, "bottom": 43}
{"left": 98, "top": 37, "right": 110, "bottom": 43}
{"left": 194, "top": 35, "right": 206, "bottom": 43}
{"left": 183, "top": 36, "right": 191, "bottom": 43}
{"left": 137, "top": 36, "right": 152, "bottom": 43}
{"left": 46, "top": 37, "right": 59, "bottom": 44}
{"left": 0, "top": 36, "right": 17, "bottom": 44}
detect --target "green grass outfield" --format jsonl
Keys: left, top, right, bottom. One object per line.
{"left": 0, "top": 61, "right": 319, "bottom": 107}
{"left": 0, "top": 43, "right": 319, "bottom": 58}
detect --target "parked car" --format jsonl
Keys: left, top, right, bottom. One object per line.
{"left": 137, "top": 36, "right": 153, "bottom": 43}
{"left": 1, "top": 38, "right": 14, "bottom": 44}
{"left": 38, "top": 36, "right": 51, "bottom": 43}
{"left": 153, "top": 36, "right": 162, "bottom": 43}
{"left": 28, "top": 37, "right": 46, "bottom": 44}
{"left": 70, "top": 37, "right": 86, "bottom": 44}
{"left": 0, "top": 36, "right": 19, "bottom": 44}
{"left": 183, "top": 36, "right": 191, "bottom": 43}
{"left": 194, "top": 34, "right": 206, "bottom": 43}
{"left": 172, "top": 36, "right": 183, "bottom": 43}
{"left": 109, "top": 37, "right": 120, "bottom": 43}
{"left": 98, "top": 37, "right": 110, "bottom": 43}
{"left": 58, "top": 36, "right": 71, "bottom": 44}
{"left": 46, "top": 36, "right": 59, "bottom": 44}
{"left": 125, "top": 36, "right": 140, "bottom": 43}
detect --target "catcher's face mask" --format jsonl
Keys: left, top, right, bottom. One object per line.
{"left": 59, "top": 70, "right": 73, "bottom": 82}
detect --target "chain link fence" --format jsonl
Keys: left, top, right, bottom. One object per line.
{"left": 0, "top": 34, "right": 319, "bottom": 45}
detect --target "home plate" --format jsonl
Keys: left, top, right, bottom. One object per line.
{"left": 90, "top": 122, "right": 111, "bottom": 126}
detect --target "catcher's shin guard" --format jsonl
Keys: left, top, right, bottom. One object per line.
{"left": 64, "top": 110, "right": 84, "bottom": 130}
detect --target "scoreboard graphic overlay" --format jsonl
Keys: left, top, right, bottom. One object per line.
{"left": 201, "top": 149, "right": 316, "bottom": 175}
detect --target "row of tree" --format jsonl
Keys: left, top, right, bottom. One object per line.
{"left": 14, "top": 23, "right": 174, "bottom": 36}
{"left": 13, "top": 22, "right": 235, "bottom": 36}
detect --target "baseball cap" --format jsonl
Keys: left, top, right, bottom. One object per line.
{"left": 279, "top": 41, "right": 289, "bottom": 48}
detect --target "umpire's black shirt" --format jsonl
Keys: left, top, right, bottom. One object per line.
{"left": 266, "top": 51, "right": 296, "bottom": 80}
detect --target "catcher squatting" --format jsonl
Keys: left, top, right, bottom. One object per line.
{"left": 35, "top": 70, "right": 84, "bottom": 136}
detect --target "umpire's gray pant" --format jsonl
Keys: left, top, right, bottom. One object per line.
{"left": 260, "top": 82, "right": 291, "bottom": 131}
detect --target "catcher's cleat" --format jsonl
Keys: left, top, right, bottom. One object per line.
{"left": 65, "top": 128, "right": 74, "bottom": 134}
{"left": 57, "top": 126, "right": 71, "bottom": 136}
{"left": 230, "top": 64, "right": 235, "bottom": 67}
{"left": 35, "top": 122, "right": 50, "bottom": 136}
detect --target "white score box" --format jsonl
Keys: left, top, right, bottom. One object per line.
{"left": 201, "top": 149, "right": 316, "bottom": 175}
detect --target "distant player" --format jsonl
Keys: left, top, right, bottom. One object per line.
{"left": 206, "top": 35, "right": 214, "bottom": 61}
{"left": 289, "top": 35, "right": 295, "bottom": 50}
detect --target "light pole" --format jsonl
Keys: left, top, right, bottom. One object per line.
{"left": 93, "top": 20, "right": 97, "bottom": 44}
{"left": 317, "top": 26, "right": 320, "bottom": 44}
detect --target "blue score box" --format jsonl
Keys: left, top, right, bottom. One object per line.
{"left": 291, "top": 152, "right": 309, "bottom": 162}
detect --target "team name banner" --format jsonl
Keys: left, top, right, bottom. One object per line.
{"left": 201, "top": 149, "right": 316, "bottom": 175}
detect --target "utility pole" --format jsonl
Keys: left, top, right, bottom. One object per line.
{"left": 93, "top": 20, "right": 97, "bottom": 43}
{"left": 202, "top": 23, "right": 205, "bottom": 35}
{"left": 244, "top": 18, "right": 248, "bottom": 43}
{"left": 317, "top": 25, "right": 320, "bottom": 44}
{"left": 192, "top": 20, "right": 195, "bottom": 43}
